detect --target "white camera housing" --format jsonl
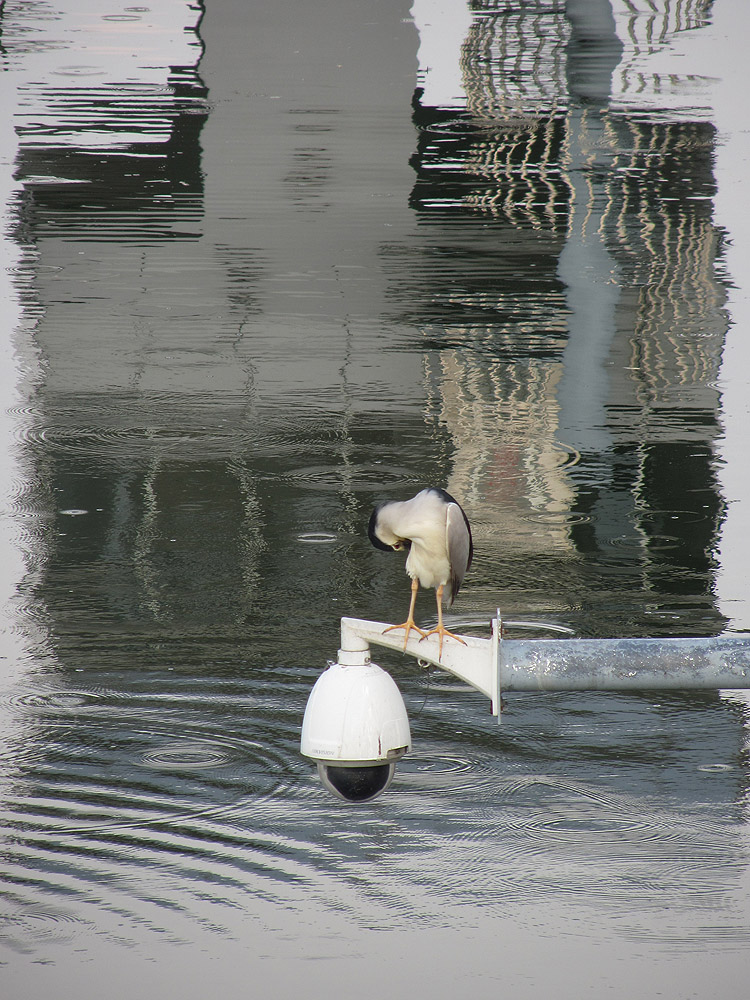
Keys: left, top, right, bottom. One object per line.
{"left": 301, "top": 652, "right": 411, "bottom": 802}
{"left": 302, "top": 615, "right": 750, "bottom": 802}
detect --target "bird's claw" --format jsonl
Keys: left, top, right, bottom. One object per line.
{"left": 419, "top": 626, "right": 467, "bottom": 660}
{"left": 383, "top": 620, "right": 429, "bottom": 650}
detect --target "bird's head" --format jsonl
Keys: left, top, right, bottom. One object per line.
{"left": 368, "top": 502, "right": 408, "bottom": 553}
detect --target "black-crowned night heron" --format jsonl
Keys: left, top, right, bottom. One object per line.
{"left": 368, "top": 487, "right": 473, "bottom": 657}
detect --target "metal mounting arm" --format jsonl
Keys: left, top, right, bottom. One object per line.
{"left": 339, "top": 615, "right": 750, "bottom": 721}
{"left": 340, "top": 615, "right": 501, "bottom": 712}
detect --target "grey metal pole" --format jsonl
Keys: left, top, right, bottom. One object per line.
{"left": 500, "top": 635, "right": 750, "bottom": 692}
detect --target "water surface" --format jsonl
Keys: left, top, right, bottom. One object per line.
{"left": 1, "top": 1, "right": 750, "bottom": 997}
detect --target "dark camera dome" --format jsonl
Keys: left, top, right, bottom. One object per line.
{"left": 317, "top": 762, "right": 395, "bottom": 802}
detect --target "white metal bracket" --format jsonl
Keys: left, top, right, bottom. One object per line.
{"left": 340, "top": 614, "right": 503, "bottom": 717}
{"left": 340, "top": 615, "right": 750, "bottom": 722}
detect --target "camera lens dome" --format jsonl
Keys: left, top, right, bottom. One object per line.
{"left": 317, "top": 762, "right": 395, "bottom": 802}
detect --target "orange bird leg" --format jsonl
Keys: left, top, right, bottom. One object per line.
{"left": 420, "top": 584, "right": 467, "bottom": 659}
{"left": 383, "top": 577, "right": 428, "bottom": 649}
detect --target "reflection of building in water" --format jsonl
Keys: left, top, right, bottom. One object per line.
{"left": 462, "top": 1, "right": 570, "bottom": 118}
{"left": 602, "top": 116, "right": 724, "bottom": 424}
{"left": 3, "top": 0, "right": 437, "bottom": 652}
{"left": 410, "top": 2, "right": 578, "bottom": 573}
{"left": 4, "top": 1, "right": 269, "bottom": 640}
{"left": 609, "top": 0, "right": 714, "bottom": 111}
{"left": 410, "top": 0, "right": 726, "bottom": 626}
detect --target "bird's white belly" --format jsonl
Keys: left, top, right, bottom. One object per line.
{"left": 405, "top": 542, "right": 450, "bottom": 590}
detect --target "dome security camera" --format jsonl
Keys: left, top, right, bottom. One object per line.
{"left": 300, "top": 654, "right": 411, "bottom": 802}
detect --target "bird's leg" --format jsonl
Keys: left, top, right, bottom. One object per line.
{"left": 383, "top": 578, "right": 428, "bottom": 649}
{"left": 420, "top": 585, "right": 467, "bottom": 659}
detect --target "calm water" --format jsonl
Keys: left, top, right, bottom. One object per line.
{"left": 2, "top": 0, "right": 750, "bottom": 996}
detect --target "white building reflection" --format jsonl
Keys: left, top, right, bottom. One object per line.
{"left": 410, "top": 0, "right": 732, "bottom": 629}
{"left": 1, "top": 0, "right": 747, "bottom": 642}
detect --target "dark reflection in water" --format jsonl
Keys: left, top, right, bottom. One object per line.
{"left": 406, "top": 3, "right": 725, "bottom": 635}
{"left": 1, "top": 0, "right": 750, "bottom": 995}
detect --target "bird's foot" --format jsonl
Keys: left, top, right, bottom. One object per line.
{"left": 383, "top": 619, "right": 429, "bottom": 650}
{"left": 419, "top": 625, "right": 467, "bottom": 660}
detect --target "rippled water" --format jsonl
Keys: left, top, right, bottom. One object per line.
{"left": 2, "top": 1, "right": 750, "bottom": 997}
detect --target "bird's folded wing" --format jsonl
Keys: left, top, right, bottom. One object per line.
{"left": 445, "top": 502, "right": 471, "bottom": 602}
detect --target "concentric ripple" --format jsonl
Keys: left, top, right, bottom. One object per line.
{"left": 397, "top": 750, "right": 501, "bottom": 794}
{"left": 139, "top": 734, "right": 264, "bottom": 771}
{"left": 274, "top": 463, "right": 414, "bottom": 492}
{"left": 296, "top": 531, "right": 338, "bottom": 544}
{"left": 0, "top": 904, "right": 88, "bottom": 949}
{"left": 0, "top": 681, "right": 298, "bottom": 841}
{"left": 6, "top": 688, "right": 107, "bottom": 711}
{"left": 523, "top": 509, "right": 590, "bottom": 526}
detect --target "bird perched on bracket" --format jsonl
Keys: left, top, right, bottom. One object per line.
{"left": 368, "top": 487, "right": 473, "bottom": 658}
